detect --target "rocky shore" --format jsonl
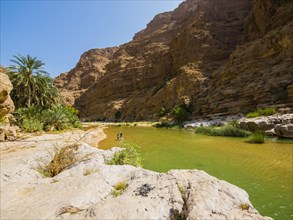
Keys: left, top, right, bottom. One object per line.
{"left": 239, "top": 114, "right": 293, "bottom": 139}
{"left": 0, "top": 128, "right": 271, "bottom": 219}
{"left": 184, "top": 113, "right": 293, "bottom": 139}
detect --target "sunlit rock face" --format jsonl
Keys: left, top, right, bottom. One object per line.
{"left": 55, "top": 0, "right": 293, "bottom": 121}
{"left": 0, "top": 69, "right": 17, "bottom": 141}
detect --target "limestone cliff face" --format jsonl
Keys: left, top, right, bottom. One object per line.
{"left": 0, "top": 68, "right": 17, "bottom": 141}
{"left": 55, "top": 0, "right": 293, "bottom": 121}
{"left": 202, "top": 0, "right": 293, "bottom": 115}
{"left": 54, "top": 47, "right": 118, "bottom": 106}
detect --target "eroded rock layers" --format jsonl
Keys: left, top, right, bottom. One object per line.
{"left": 54, "top": 0, "right": 293, "bottom": 121}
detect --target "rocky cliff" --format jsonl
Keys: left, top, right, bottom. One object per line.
{"left": 203, "top": 0, "right": 293, "bottom": 115}
{"left": 0, "top": 68, "right": 17, "bottom": 141}
{"left": 54, "top": 47, "right": 118, "bottom": 106}
{"left": 55, "top": 0, "right": 293, "bottom": 121}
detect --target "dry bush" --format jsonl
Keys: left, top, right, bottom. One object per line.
{"left": 111, "top": 180, "right": 127, "bottom": 197}
{"left": 58, "top": 205, "right": 84, "bottom": 216}
{"left": 239, "top": 203, "right": 250, "bottom": 210}
{"left": 83, "top": 168, "right": 99, "bottom": 176}
{"left": 37, "top": 144, "right": 91, "bottom": 177}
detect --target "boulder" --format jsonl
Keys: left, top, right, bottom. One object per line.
{"left": 0, "top": 71, "right": 14, "bottom": 115}
{"left": 275, "top": 124, "right": 293, "bottom": 138}
{"left": 239, "top": 114, "right": 293, "bottom": 138}
{"left": 239, "top": 118, "right": 274, "bottom": 132}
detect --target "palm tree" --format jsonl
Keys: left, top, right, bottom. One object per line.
{"left": 8, "top": 54, "right": 59, "bottom": 108}
{"left": 33, "top": 75, "right": 60, "bottom": 108}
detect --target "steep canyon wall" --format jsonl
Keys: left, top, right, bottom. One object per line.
{"left": 54, "top": 0, "right": 293, "bottom": 121}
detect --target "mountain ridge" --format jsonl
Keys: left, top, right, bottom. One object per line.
{"left": 54, "top": 0, "right": 293, "bottom": 121}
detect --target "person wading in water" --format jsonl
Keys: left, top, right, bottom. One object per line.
{"left": 117, "top": 132, "right": 123, "bottom": 140}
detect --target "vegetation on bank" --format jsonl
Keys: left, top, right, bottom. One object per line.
{"left": 195, "top": 125, "right": 251, "bottom": 137}
{"left": 15, "top": 105, "right": 81, "bottom": 132}
{"left": 154, "top": 121, "right": 183, "bottom": 129}
{"left": 248, "top": 131, "right": 266, "bottom": 144}
{"left": 194, "top": 123, "right": 266, "bottom": 143}
{"left": 246, "top": 107, "right": 277, "bottom": 118}
{"left": 6, "top": 54, "right": 81, "bottom": 132}
{"left": 172, "top": 104, "right": 188, "bottom": 123}
{"left": 105, "top": 142, "right": 142, "bottom": 167}
{"left": 154, "top": 103, "right": 193, "bottom": 128}
{"left": 172, "top": 103, "right": 193, "bottom": 123}
{"left": 156, "top": 103, "right": 193, "bottom": 126}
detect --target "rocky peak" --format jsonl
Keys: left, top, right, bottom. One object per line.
{"left": 54, "top": 47, "right": 118, "bottom": 105}
{"left": 54, "top": 47, "right": 118, "bottom": 91}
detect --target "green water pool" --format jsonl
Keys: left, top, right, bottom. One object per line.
{"left": 99, "top": 126, "right": 293, "bottom": 220}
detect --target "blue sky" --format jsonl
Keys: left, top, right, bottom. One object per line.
{"left": 1, "top": 0, "right": 182, "bottom": 78}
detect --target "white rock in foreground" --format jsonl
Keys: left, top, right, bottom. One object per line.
{"left": 0, "top": 130, "right": 272, "bottom": 219}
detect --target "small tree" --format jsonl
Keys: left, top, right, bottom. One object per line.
{"left": 159, "top": 107, "right": 167, "bottom": 116}
{"left": 172, "top": 104, "right": 187, "bottom": 123}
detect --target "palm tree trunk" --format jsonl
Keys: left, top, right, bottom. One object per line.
{"left": 28, "top": 86, "right": 31, "bottom": 107}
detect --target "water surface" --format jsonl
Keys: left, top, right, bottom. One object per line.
{"left": 99, "top": 126, "right": 293, "bottom": 220}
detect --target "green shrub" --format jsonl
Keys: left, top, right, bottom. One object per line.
{"left": 227, "top": 120, "right": 239, "bottom": 128}
{"left": 45, "top": 105, "right": 81, "bottom": 131}
{"left": 15, "top": 105, "right": 43, "bottom": 121}
{"left": 159, "top": 107, "right": 167, "bottom": 116}
{"left": 195, "top": 125, "right": 251, "bottom": 137}
{"left": 106, "top": 142, "right": 142, "bottom": 167}
{"left": 248, "top": 131, "right": 265, "bottom": 144}
{"left": 246, "top": 107, "right": 277, "bottom": 118}
{"left": 22, "top": 118, "right": 44, "bottom": 132}
{"left": 154, "top": 122, "right": 171, "bottom": 128}
{"left": 64, "top": 106, "right": 81, "bottom": 128}
{"left": 15, "top": 105, "right": 44, "bottom": 132}
{"left": 15, "top": 104, "right": 81, "bottom": 132}
{"left": 171, "top": 103, "right": 194, "bottom": 122}
{"left": 172, "top": 105, "right": 187, "bottom": 122}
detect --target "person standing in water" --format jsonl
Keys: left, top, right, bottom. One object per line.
{"left": 117, "top": 132, "right": 123, "bottom": 140}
